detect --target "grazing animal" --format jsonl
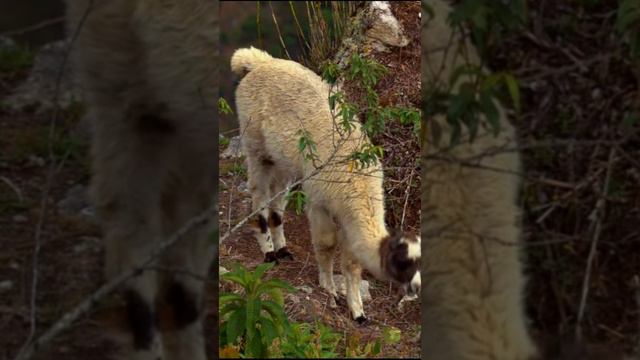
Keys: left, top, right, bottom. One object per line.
{"left": 231, "top": 46, "right": 421, "bottom": 323}
{"left": 421, "top": 0, "right": 538, "bottom": 359}
{"left": 65, "top": 0, "right": 218, "bottom": 359}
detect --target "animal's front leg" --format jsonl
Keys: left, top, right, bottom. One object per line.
{"left": 341, "top": 249, "right": 367, "bottom": 324}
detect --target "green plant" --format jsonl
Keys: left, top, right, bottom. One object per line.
{"left": 285, "top": 189, "right": 308, "bottom": 215}
{"left": 297, "top": 128, "right": 319, "bottom": 164}
{"left": 0, "top": 43, "right": 34, "bottom": 73}
{"left": 616, "top": 0, "right": 640, "bottom": 58}
{"left": 448, "top": 0, "right": 527, "bottom": 56}
{"left": 344, "top": 326, "right": 402, "bottom": 358}
{"left": 424, "top": 65, "right": 521, "bottom": 147}
{"left": 229, "top": 162, "right": 247, "bottom": 177}
{"left": 219, "top": 262, "right": 297, "bottom": 358}
{"left": 219, "top": 135, "right": 230, "bottom": 147}
{"left": 271, "top": 321, "right": 341, "bottom": 358}
{"left": 219, "top": 97, "right": 234, "bottom": 115}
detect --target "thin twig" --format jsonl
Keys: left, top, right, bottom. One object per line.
{"left": 575, "top": 147, "right": 616, "bottom": 340}
{"left": 15, "top": 2, "right": 94, "bottom": 358}
{"left": 0, "top": 176, "right": 24, "bottom": 203}
{"left": 13, "top": 201, "right": 218, "bottom": 360}
{"left": 399, "top": 168, "right": 414, "bottom": 229}
{"left": 0, "top": 17, "right": 65, "bottom": 37}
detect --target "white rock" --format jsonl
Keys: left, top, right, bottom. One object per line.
{"left": 221, "top": 136, "right": 243, "bottom": 159}
{"left": 334, "top": 274, "right": 371, "bottom": 301}
{"left": 219, "top": 266, "right": 229, "bottom": 275}
{"left": 367, "top": 1, "right": 410, "bottom": 49}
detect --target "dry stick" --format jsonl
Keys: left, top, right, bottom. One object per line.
{"left": 0, "top": 175, "right": 24, "bottom": 203}
{"left": 632, "top": 275, "right": 640, "bottom": 358}
{"left": 220, "top": 162, "right": 330, "bottom": 243}
{"left": 15, "top": 2, "right": 94, "bottom": 359}
{"left": 268, "top": 1, "right": 292, "bottom": 60}
{"left": 575, "top": 147, "right": 616, "bottom": 341}
{"left": 0, "top": 17, "right": 65, "bottom": 37}
{"left": 13, "top": 203, "right": 219, "bottom": 360}
{"left": 399, "top": 167, "right": 414, "bottom": 229}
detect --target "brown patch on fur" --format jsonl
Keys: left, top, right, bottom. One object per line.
{"left": 268, "top": 211, "right": 282, "bottom": 227}
{"left": 156, "top": 282, "right": 200, "bottom": 332}
{"left": 124, "top": 289, "right": 155, "bottom": 350}
{"left": 260, "top": 156, "right": 275, "bottom": 167}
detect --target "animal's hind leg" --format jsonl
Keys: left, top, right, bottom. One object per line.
{"left": 246, "top": 159, "right": 277, "bottom": 262}
{"left": 269, "top": 181, "right": 293, "bottom": 261}
{"left": 152, "top": 117, "right": 216, "bottom": 360}
{"left": 307, "top": 205, "right": 339, "bottom": 304}
{"left": 92, "top": 114, "right": 169, "bottom": 360}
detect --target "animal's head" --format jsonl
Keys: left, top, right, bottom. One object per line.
{"left": 380, "top": 230, "right": 421, "bottom": 297}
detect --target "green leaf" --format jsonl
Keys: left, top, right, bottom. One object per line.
{"left": 245, "top": 327, "right": 265, "bottom": 358}
{"left": 252, "top": 262, "right": 275, "bottom": 282}
{"left": 219, "top": 301, "right": 244, "bottom": 320}
{"left": 226, "top": 308, "right": 246, "bottom": 345}
{"left": 372, "top": 340, "right": 382, "bottom": 355}
{"left": 502, "top": 73, "right": 521, "bottom": 113}
{"left": 480, "top": 93, "right": 500, "bottom": 136}
{"left": 218, "top": 97, "right": 234, "bottom": 115}
{"left": 383, "top": 326, "right": 401, "bottom": 344}
{"left": 261, "top": 300, "right": 290, "bottom": 328}
{"left": 219, "top": 293, "right": 245, "bottom": 307}
{"left": 245, "top": 297, "right": 261, "bottom": 338}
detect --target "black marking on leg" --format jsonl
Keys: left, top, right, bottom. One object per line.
{"left": 275, "top": 246, "right": 294, "bottom": 261}
{"left": 258, "top": 214, "right": 268, "bottom": 233}
{"left": 268, "top": 211, "right": 282, "bottom": 227}
{"left": 264, "top": 251, "right": 278, "bottom": 263}
{"left": 334, "top": 294, "right": 347, "bottom": 308}
{"left": 260, "top": 156, "right": 275, "bottom": 166}
{"left": 355, "top": 315, "right": 368, "bottom": 325}
{"left": 124, "top": 289, "right": 154, "bottom": 350}
{"left": 166, "top": 282, "right": 200, "bottom": 329}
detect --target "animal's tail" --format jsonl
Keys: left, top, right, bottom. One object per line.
{"left": 230, "top": 47, "right": 273, "bottom": 75}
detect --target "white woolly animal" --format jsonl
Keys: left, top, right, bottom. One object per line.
{"left": 421, "top": 0, "right": 538, "bottom": 359}
{"left": 65, "top": 0, "right": 217, "bottom": 359}
{"left": 231, "top": 46, "right": 421, "bottom": 322}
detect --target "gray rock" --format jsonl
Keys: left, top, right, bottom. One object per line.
{"left": 221, "top": 136, "right": 243, "bottom": 159}
{"left": 366, "top": 1, "right": 410, "bottom": 51}
{"left": 73, "top": 236, "right": 101, "bottom": 253}
{"left": 0, "top": 36, "right": 16, "bottom": 50}
{"left": 27, "top": 155, "right": 45, "bottom": 167}
{"left": 0, "top": 280, "right": 14, "bottom": 293}
{"left": 7, "top": 39, "right": 83, "bottom": 113}
{"left": 334, "top": 274, "right": 371, "bottom": 301}
{"left": 12, "top": 214, "right": 28, "bottom": 223}
{"left": 297, "top": 285, "right": 313, "bottom": 294}
{"left": 237, "top": 181, "right": 249, "bottom": 193}
{"left": 57, "top": 184, "right": 89, "bottom": 216}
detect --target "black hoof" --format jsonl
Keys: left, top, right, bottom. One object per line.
{"left": 264, "top": 251, "right": 278, "bottom": 263}
{"left": 355, "top": 315, "right": 368, "bottom": 325}
{"left": 275, "top": 247, "right": 294, "bottom": 261}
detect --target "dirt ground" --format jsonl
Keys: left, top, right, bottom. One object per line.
{"left": 218, "top": 155, "right": 422, "bottom": 358}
